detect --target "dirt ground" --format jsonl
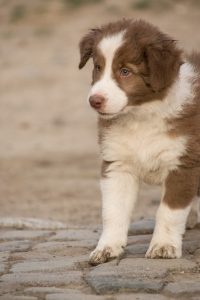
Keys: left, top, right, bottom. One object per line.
{"left": 0, "top": 0, "right": 200, "bottom": 226}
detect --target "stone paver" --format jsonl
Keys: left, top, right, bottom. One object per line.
{"left": 0, "top": 219, "right": 199, "bottom": 299}
{"left": 0, "top": 230, "right": 53, "bottom": 241}
{"left": 11, "top": 256, "right": 87, "bottom": 272}
{"left": 46, "top": 294, "right": 109, "bottom": 300}
{"left": 127, "top": 234, "right": 152, "bottom": 244}
{"left": 87, "top": 277, "right": 164, "bottom": 295}
{"left": 0, "top": 252, "right": 10, "bottom": 262}
{"left": 0, "top": 263, "right": 6, "bottom": 274}
{"left": 194, "top": 249, "right": 200, "bottom": 262}
{"left": 25, "top": 287, "right": 82, "bottom": 296}
{"left": 50, "top": 229, "right": 99, "bottom": 241}
{"left": 128, "top": 219, "right": 155, "bottom": 235}
{"left": 126, "top": 243, "right": 149, "bottom": 256}
{"left": 0, "top": 240, "right": 31, "bottom": 252}
{"left": 34, "top": 239, "right": 96, "bottom": 249}
{"left": 0, "top": 296, "right": 37, "bottom": 300}
{"left": 86, "top": 257, "right": 197, "bottom": 294}
{"left": 1, "top": 271, "right": 83, "bottom": 286}
{"left": 164, "top": 275, "right": 200, "bottom": 296}
{"left": 116, "top": 294, "right": 171, "bottom": 300}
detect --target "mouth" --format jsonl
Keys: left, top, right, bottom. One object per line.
{"left": 97, "top": 106, "right": 131, "bottom": 118}
{"left": 98, "top": 111, "right": 117, "bottom": 119}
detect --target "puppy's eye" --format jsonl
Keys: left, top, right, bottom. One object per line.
{"left": 95, "top": 64, "right": 101, "bottom": 72}
{"left": 120, "top": 68, "right": 132, "bottom": 77}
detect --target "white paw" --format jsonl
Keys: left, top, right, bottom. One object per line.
{"left": 89, "top": 244, "right": 124, "bottom": 265}
{"left": 145, "top": 243, "right": 181, "bottom": 259}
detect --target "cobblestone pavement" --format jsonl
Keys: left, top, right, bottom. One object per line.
{"left": 0, "top": 219, "right": 199, "bottom": 300}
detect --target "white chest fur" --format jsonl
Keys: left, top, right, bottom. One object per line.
{"left": 101, "top": 113, "right": 187, "bottom": 184}
{"left": 100, "top": 62, "right": 196, "bottom": 184}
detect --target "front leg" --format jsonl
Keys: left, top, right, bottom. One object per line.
{"left": 146, "top": 168, "right": 199, "bottom": 259}
{"left": 89, "top": 161, "right": 139, "bottom": 265}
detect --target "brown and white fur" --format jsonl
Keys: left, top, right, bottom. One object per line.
{"left": 79, "top": 19, "right": 200, "bottom": 265}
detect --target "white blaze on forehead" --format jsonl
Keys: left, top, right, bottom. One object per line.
{"left": 98, "top": 31, "right": 125, "bottom": 63}
{"left": 88, "top": 31, "right": 128, "bottom": 115}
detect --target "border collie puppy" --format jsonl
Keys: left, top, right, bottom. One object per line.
{"left": 79, "top": 19, "right": 200, "bottom": 265}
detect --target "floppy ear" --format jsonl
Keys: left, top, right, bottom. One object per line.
{"left": 79, "top": 28, "right": 101, "bottom": 69}
{"left": 144, "top": 40, "right": 182, "bottom": 92}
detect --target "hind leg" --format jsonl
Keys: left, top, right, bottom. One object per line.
{"left": 187, "top": 178, "right": 200, "bottom": 229}
{"left": 187, "top": 195, "right": 200, "bottom": 229}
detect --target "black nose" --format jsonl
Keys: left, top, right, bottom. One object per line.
{"left": 89, "top": 95, "right": 105, "bottom": 110}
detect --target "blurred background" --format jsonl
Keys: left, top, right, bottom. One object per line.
{"left": 0, "top": 0, "right": 200, "bottom": 226}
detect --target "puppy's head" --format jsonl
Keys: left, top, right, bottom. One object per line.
{"left": 79, "top": 19, "right": 182, "bottom": 119}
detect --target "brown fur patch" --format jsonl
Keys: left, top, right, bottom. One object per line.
{"left": 163, "top": 167, "right": 200, "bottom": 208}
{"left": 168, "top": 53, "right": 200, "bottom": 171}
{"left": 159, "top": 51, "right": 200, "bottom": 209}
{"left": 79, "top": 19, "right": 131, "bottom": 69}
{"left": 113, "top": 20, "right": 182, "bottom": 105}
{"left": 198, "top": 178, "right": 200, "bottom": 197}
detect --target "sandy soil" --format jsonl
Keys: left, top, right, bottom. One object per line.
{"left": 0, "top": 0, "right": 200, "bottom": 225}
